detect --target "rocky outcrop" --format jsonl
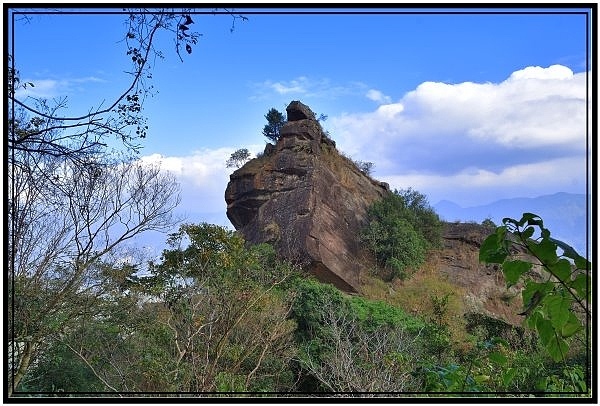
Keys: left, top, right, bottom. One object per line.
{"left": 437, "top": 222, "right": 540, "bottom": 326}
{"left": 225, "top": 101, "right": 389, "bottom": 292}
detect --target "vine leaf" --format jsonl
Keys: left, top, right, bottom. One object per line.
{"left": 545, "top": 294, "right": 572, "bottom": 330}
{"left": 570, "top": 273, "right": 590, "bottom": 303}
{"left": 501, "top": 259, "right": 531, "bottom": 287}
{"left": 479, "top": 228, "right": 508, "bottom": 264}
{"left": 528, "top": 238, "right": 558, "bottom": 264}
{"left": 534, "top": 315, "right": 568, "bottom": 362}
{"left": 548, "top": 258, "right": 573, "bottom": 282}
{"left": 561, "top": 313, "right": 582, "bottom": 338}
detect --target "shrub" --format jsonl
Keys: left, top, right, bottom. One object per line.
{"left": 289, "top": 277, "right": 426, "bottom": 392}
{"left": 361, "top": 188, "right": 443, "bottom": 279}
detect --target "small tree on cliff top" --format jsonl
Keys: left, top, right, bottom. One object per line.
{"left": 262, "top": 108, "right": 286, "bottom": 143}
{"left": 226, "top": 148, "right": 251, "bottom": 168}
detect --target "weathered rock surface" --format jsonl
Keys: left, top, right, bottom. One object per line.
{"left": 225, "top": 101, "right": 389, "bottom": 292}
{"left": 437, "top": 222, "right": 538, "bottom": 326}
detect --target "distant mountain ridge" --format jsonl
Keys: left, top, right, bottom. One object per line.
{"left": 433, "top": 192, "right": 589, "bottom": 256}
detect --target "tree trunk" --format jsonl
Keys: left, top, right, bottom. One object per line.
{"left": 9, "top": 339, "right": 38, "bottom": 397}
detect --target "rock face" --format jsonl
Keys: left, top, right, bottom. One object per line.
{"left": 225, "top": 101, "right": 389, "bottom": 292}
{"left": 437, "top": 222, "right": 540, "bottom": 326}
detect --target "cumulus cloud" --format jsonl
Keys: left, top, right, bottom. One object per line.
{"left": 330, "top": 65, "right": 589, "bottom": 205}
{"left": 509, "top": 64, "right": 574, "bottom": 80}
{"left": 379, "top": 156, "right": 588, "bottom": 207}
{"left": 365, "top": 89, "right": 392, "bottom": 104}
{"left": 139, "top": 145, "right": 263, "bottom": 227}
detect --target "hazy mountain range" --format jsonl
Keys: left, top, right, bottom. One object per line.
{"left": 433, "top": 192, "right": 590, "bottom": 256}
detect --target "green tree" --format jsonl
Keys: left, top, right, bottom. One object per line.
{"left": 20, "top": 224, "right": 300, "bottom": 393}
{"left": 226, "top": 148, "right": 251, "bottom": 168}
{"left": 361, "top": 188, "right": 443, "bottom": 280}
{"left": 262, "top": 108, "right": 286, "bottom": 143}
{"left": 132, "top": 223, "right": 298, "bottom": 392}
{"left": 7, "top": 10, "right": 246, "bottom": 396}
{"left": 290, "top": 278, "right": 425, "bottom": 392}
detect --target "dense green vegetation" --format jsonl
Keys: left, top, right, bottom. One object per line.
{"left": 9, "top": 8, "right": 591, "bottom": 398}
{"left": 12, "top": 217, "right": 590, "bottom": 397}
{"left": 361, "top": 188, "right": 444, "bottom": 280}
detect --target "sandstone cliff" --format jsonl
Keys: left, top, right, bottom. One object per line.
{"left": 360, "top": 222, "right": 534, "bottom": 328}
{"left": 438, "top": 222, "right": 527, "bottom": 326}
{"left": 225, "top": 101, "right": 390, "bottom": 292}
{"left": 225, "top": 101, "right": 539, "bottom": 326}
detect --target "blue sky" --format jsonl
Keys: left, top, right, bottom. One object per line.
{"left": 10, "top": 6, "right": 593, "bottom": 232}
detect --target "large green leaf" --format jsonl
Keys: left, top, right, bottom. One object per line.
{"left": 570, "top": 273, "right": 590, "bottom": 303}
{"left": 545, "top": 295, "right": 572, "bottom": 330}
{"left": 561, "top": 313, "right": 582, "bottom": 338}
{"left": 574, "top": 255, "right": 591, "bottom": 271}
{"left": 522, "top": 281, "right": 552, "bottom": 313}
{"left": 502, "top": 368, "right": 516, "bottom": 387}
{"left": 535, "top": 316, "right": 568, "bottom": 362}
{"left": 501, "top": 259, "right": 531, "bottom": 287}
{"left": 528, "top": 238, "right": 558, "bottom": 264}
{"left": 548, "top": 258, "right": 573, "bottom": 282}
{"left": 519, "top": 213, "right": 543, "bottom": 228}
{"left": 521, "top": 226, "right": 535, "bottom": 240}
{"left": 488, "top": 351, "right": 507, "bottom": 366}
{"left": 479, "top": 228, "right": 508, "bottom": 264}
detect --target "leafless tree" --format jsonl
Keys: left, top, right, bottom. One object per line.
{"left": 7, "top": 157, "right": 180, "bottom": 396}
{"left": 298, "top": 301, "right": 424, "bottom": 393}
{"left": 6, "top": 7, "right": 246, "bottom": 396}
{"left": 8, "top": 8, "right": 246, "bottom": 165}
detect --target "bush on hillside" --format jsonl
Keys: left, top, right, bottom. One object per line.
{"left": 361, "top": 188, "right": 443, "bottom": 280}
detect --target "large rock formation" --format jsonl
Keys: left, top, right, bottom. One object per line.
{"left": 225, "top": 101, "right": 389, "bottom": 292}
{"left": 438, "top": 222, "right": 527, "bottom": 326}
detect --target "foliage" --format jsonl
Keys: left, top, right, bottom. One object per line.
{"left": 226, "top": 148, "right": 251, "bottom": 168}
{"left": 18, "top": 223, "right": 299, "bottom": 393}
{"left": 361, "top": 188, "right": 443, "bottom": 280}
{"left": 347, "top": 296, "right": 425, "bottom": 333}
{"left": 290, "top": 277, "right": 426, "bottom": 392}
{"left": 14, "top": 215, "right": 592, "bottom": 396}
{"left": 537, "top": 365, "right": 587, "bottom": 393}
{"left": 134, "top": 223, "right": 299, "bottom": 392}
{"left": 18, "top": 341, "right": 105, "bottom": 393}
{"left": 420, "top": 337, "right": 513, "bottom": 392}
{"left": 262, "top": 108, "right": 286, "bottom": 143}
{"left": 7, "top": 10, "right": 243, "bottom": 396}
{"left": 479, "top": 213, "right": 590, "bottom": 363}
{"left": 363, "top": 261, "right": 468, "bottom": 353}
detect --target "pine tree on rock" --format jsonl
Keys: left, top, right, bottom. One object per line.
{"left": 262, "top": 108, "right": 286, "bottom": 143}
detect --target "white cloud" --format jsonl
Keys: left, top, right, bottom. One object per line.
{"left": 139, "top": 145, "right": 263, "bottom": 227}
{"left": 380, "top": 156, "right": 587, "bottom": 207}
{"left": 509, "top": 64, "right": 574, "bottom": 80}
{"left": 366, "top": 89, "right": 392, "bottom": 104}
{"left": 251, "top": 76, "right": 368, "bottom": 100}
{"left": 14, "top": 76, "right": 106, "bottom": 99}
{"left": 329, "top": 65, "right": 589, "bottom": 205}
{"left": 271, "top": 77, "right": 308, "bottom": 94}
